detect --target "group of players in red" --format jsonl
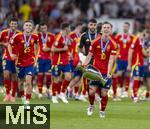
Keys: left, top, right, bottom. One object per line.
{"left": 0, "top": 17, "right": 150, "bottom": 118}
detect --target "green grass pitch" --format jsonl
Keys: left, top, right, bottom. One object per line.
{"left": 0, "top": 94, "right": 150, "bottom": 129}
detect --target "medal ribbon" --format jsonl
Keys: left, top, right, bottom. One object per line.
{"left": 88, "top": 31, "right": 97, "bottom": 42}
{"left": 100, "top": 37, "right": 110, "bottom": 53}
{"left": 122, "top": 33, "right": 129, "bottom": 44}
{"left": 8, "top": 30, "right": 16, "bottom": 42}
{"left": 23, "top": 34, "right": 32, "bottom": 48}
{"left": 41, "top": 33, "right": 48, "bottom": 44}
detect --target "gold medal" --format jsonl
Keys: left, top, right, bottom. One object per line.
{"left": 101, "top": 52, "right": 106, "bottom": 60}
{"left": 43, "top": 43, "right": 47, "bottom": 47}
{"left": 123, "top": 44, "right": 126, "bottom": 48}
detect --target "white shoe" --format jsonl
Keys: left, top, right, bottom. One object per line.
{"left": 24, "top": 100, "right": 30, "bottom": 110}
{"left": 58, "top": 93, "right": 68, "bottom": 104}
{"left": 133, "top": 97, "right": 139, "bottom": 103}
{"left": 52, "top": 96, "right": 59, "bottom": 103}
{"left": 87, "top": 105, "right": 94, "bottom": 116}
{"left": 46, "top": 90, "right": 51, "bottom": 99}
{"left": 74, "top": 95, "right": 80, "bottom": 100}
{"left": 99, "top": 111, "right": 105, "bottom": 118}
{"left": 78, "top": 95, "right": 87, "bottom": 102}
{"left": 38, "top": 93, "right": 43, "bottom": 99}
{"left": 145, "top": 97, "right": 150, "bottom": 101}
{"left": 121, "top": 91, "right": 128, "bottom": 98}
{"left": 113, "top": 97, "right": 121, "bottom": 101}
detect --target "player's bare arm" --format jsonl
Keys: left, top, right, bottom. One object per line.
{"left": 42, "top": 44, "right": 51, "bottom": 52}
{"left": 83, "top": 52, "right": 93, "bottom": 66}
{"left": 107, "top": 54, "right": 116, "bottom": 77}
{"left": 51, "top": 44, "right": 68, "bottom": 52}
{"left": 127, "top": 48, "right": 134, "bottom": 71}
{"left": 7, "top": 43, "right": 17, "bottom": 60}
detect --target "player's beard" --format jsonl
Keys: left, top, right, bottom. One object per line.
{"left": 89, "top": 28, "right": 96, "bottom": 34}
{"left": 123, "top": 29, "right": 128, "bottom": 34}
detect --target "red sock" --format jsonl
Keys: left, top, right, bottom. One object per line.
{"left": 37, "top": 74, "right": 44, "bottom": 93}
{"left": 100, "top": 95, "right": 108, "bottom": 111}
{"left": 112, "top": 77, "right": 117, "bottom": 97}
{"left": 118, "top": 76, "right": 123, "bottom": 87}
{"left": 26, "top": 94, "right": 31, "bottom": 100}
{"left": 57, "top": 81, "right": 62, "bottom": 94}
{"left": 20, "top": 90, "right": 25, "bottom": 97}
{"left": 4, "top": 79, "right": 11, "bottom": 95}
{"left": 88, "top": 94, "right": 95, "bottom": 105}
{"left": 61, "top": 80, "right": 70, "bottom": 93}
{"left": 125, "top": 76, "right": 130, "bottom": 91}
{"left": 133, "top": 80, "right": 140, "bottom": 97}
{"left": 145, "top": 92, "right": 150, "bottom": 98}
{"left": 74, "top": 86, "right": 79, "bottom": 94}
{"left": 52, "top": 82, "right": 59, "bottom": 96}
{"left": 46, "top": 74, "right": 51, "bottom": 89}
{"left": 12, "top": 81, "right": 18, "bottom": 97}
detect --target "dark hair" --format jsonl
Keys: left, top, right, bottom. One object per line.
{"left": 76, "top": 22, "right": 83, "bottom": 27}
{"left": 39, "top": 21, "right": 47, "bottom": 27}
{"left": 102, "top": 21, "right": 113, "bottom": 28}
{"left": 88, "top": 18, "right": 97, "bottom": 24}
{"left": 124, "top": 22, "right": 130, "bottom": 26}
{"left": 9, "top": 17, "right": 18, "bottom": 23}
{"left": 61, "top": 22, "right": 70, "bottom": 30}
{"left": 24, "top": 20, "right": 34, "bottom": 25}
{"left": 97, "top": 22, "right": 102, "bottom": 33}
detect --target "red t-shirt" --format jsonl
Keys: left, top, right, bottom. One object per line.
{"left": 38, "top": 32, "right": 55, "bottom": 60}
{"left": 89, "top": 35, "right": 117, "bottom": 74}
{"left": 11, "top": 32, "right": 39, "bottom": 67}
{"left": 116, "top": 33, "right": 134, "bottom": 61}
{"left": 52, "top": 33, "right": 70, "bottom": 65}
{"left": 130, "top": 37, "right": 144, "bottom": 66}
{"left": 0, "top": 29, "right": 20, "bottom": 60}
{"left": 69, "top": 31, "right": 80, "bottom": 66}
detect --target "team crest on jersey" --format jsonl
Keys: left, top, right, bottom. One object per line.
{"left": 86, "top": 39, "right": 90, "bottom": 42}
{"left": 107, "top": 45, "right": 110, "bottom": 50}
{"left": 96, "top": 46, "right": 100, "bottom": 48}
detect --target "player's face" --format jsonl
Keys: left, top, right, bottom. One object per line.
{"left": 123, "top": 24, "right": 129, "bottom": 33}
{"left": 9, "top": 21, "right": 18, "bottom": 30}
{"left": 40, "top": 25, "right": 48, "bottom": 33}
{"left": 88, "top": 22, "right": 97, "bottom": 33}
{"left": 143, "top": 30, "right": 150, "bottom": 40}
{"left": 77, "top": 25, "right": 82, "bottom": 33}
{"left": 65, "top": 27, "right": 71, "bottom": 35}
{"left": 23, "top": 22, "right": 33, "bottom": 33}
{"left": 101, "top": 24, "right": 112, "bottom": 36}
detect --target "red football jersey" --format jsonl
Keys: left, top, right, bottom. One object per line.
{"left": 116, "top": 33, "right": 134, "bottom": 61}
{"left": 11, "top": 32, "right": 39, "bottom": 67}
{"left": 69, "top": 31, "right": 80, "bottom": 66}
{"left": 52, "top": 33, "right": 70, "bottom": 65}
{"left": 38, "top": 32, "right": 55, "bottom": 60}
{"left": 130, "top": 36, "right": 144, "bottom": 66}
{"left": 0, "top": 29, "right": 20, "bottom": 60}
{"left": 89, "top": 35, "right": 117, "bottom": 74}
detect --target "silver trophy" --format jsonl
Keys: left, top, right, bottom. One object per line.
{"left": 76, "top": 65, "right": 107, "bottom": 86}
